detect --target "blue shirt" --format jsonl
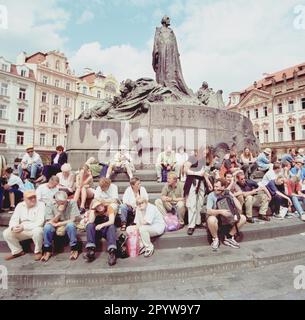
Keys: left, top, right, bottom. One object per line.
{"left": 256, "top": 153, "right": 270, "bottom": 170}
{"left": 281, "top": 154, "right": 294, "bottom": 164}
{"left": 206, "top": 192, "right": 219, "bottom": 211}
{"left": 266, "top": 180, "right": 285, "bottom": 197}
{"left": 290, "top": 167, "right": 305, "bottom": 181}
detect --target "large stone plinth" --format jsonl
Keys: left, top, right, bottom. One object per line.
{"left": 66, "top": 103, "right": 259, "bottom": 169}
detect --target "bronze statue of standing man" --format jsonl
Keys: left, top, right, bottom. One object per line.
{"left": 152, "top": 16, "right": 192, "bottom": 97}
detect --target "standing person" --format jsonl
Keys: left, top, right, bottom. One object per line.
{"left": 256, "top": 148, "right": 273, "bottom": 172}
{"left": 35, "top": 146, "right": 67, "bottom": 184}
{"left": 135, "top": 198, "right": 166, "bottom": 257}
{"left": 106, "top": 145, "right": 135, "bottom": 180}
{"left": 184, "top": 147, "right": 213, "bottom": 235}
{"left": 56, "top": 163, "right": 75, "bottom": 196}
{"left": 36, "top": 176, "right": 59, "bottom": 205}
{"left": 41, "top": 191, "right": 80, "bottom": 262}
{"left": 155, "top": 146, "right": 178, "bottom": 183}
{"left": 73, "top": 164, "right": 94, "bottom": 215}
{"left": 3, "top": 190, "right": 45, "bottom": 261}
{"left": 206, "top": 179, "right": 246, "bottom": 251}
{"left": 18, "top": 145, "right": 43, "bottom": 181}
{"left": 266, "top": 175, "right": 292, "bottom": 219}
{"left": 120, "top": 177, "right": 149, "bottom": 231}
{"left": 94, "top": 177, "right": 119, "bottom": 214}
{"left": 235, "top": 172, "right": 271, "bottom": 223}
{"left": 155, "top": 172, "right": 186, "bottom": 228}
{"left": 175, "top": 146, "right": 188, "bottom": 182}
{"left": 2, "top": 167, "right": 25, "bottom": 212}
{"left": 240, "top": 147, "right": 257, "bottom": 179}
{"left": 83, "top": 199, "right": 117, "bottom": 266}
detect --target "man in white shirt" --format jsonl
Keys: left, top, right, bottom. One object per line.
{"left": 156, "top": 146, "right": 179, "bottom": 183}
{"left": 36, "top": 176, "right": 59, "bottom": 205}
{"left": 3, "top": 167, "right": 25, "bottom": 212}
{"left": 18, "top": 145, "right": 43, "bottom": 180}
{"left": 94, "top": 177, "right": 119, "bottom": 214}
{"left": 3, "top": 190, "right": 45, "bottom": 261}
{"left": 258, "top": 162, "right": 281, "bottom": 187}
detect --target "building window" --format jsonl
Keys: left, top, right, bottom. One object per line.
{"left": 40, "top": 110, "right": 47, "bottom": 123}
{"left": 54, "top": 95, "right": 59, "bottom": 106}
{"left": 82, "top": 86, "right": 87, "bottom": 95}
{"left": 0, "top": 83, "right": 8, "bottom": 96}
{"left": 66, "top": 83, "right": 71, "bottom": 91}
{"left": 55, "top": 80, "right": 60, "bottom": 88}
{"left": 41, "top": 92, "right": 47, "bottom": 103}
{"left": 288, "top": 100, "right": 295, "bottom": 112}
{"left": 97, "top": 91, "right": 101, "bottom": 99}
{"left": 0, "top": 129, "right": 6, "bottom": 144}
{"left": 255, "top": 109, "right": 259, "bottom": 119}
{"left": 255, "top": 131, "right": 259, "bottom": 140}
{"left": 0, "top": 105, "right": 7, "bottom": 119}
{"left": 55, "top": 60, "right": 60, "bottom": 71}
{"left": 18, "top": 108, "right": 25, "bottom": 122}
{"left": 40, "top": 133, "right": 46, "bottom": 146}
{"left": 302, "top": 98, "right": 305, "bottom": 110}
{"left": 52, "top": 135, "right": 58, "bottom": 147}
{"left": 65, "top": 97, "right": 70, "bottom": 108}
{"left": 264, "top": 130, "right": 269, "bottom": 143}
{"left": 278, "top": 103, "right": 283, "bottom": 114}
{"left": 16, "top": 131, "right": 24, "bottom": 145}
{"left": 42, "top": 76, "right": 48, "bottom": 84}
{"left": 303, "top": 125, "right": 305, "bottom": 139}
{"left": 53, "top": 112, "right": 59, "bottom": 124}
{"left": 278, "top": 128, "right": 284, "bottom": 142}
{"left": 21, "top": 69, "right": 27, "bottom": 77}
{"left": 81, "top": 101, "right": 85, "bottom": 113}
{"left": 64, "top": 114, "right": 70, "bottom": 125}
{"left": 264, "top": 106, "right": 268, "bottom": 117}
{"left": 1, "top": 64, "right": 8, "bottom": 72}
{"left": 19, "top": 88, "right": 26, "bottom": 100}
{"left": 290, "top": 126, "right": 296, "bottom": 141}
{"left": 246, "top": 110, "right": 250, "bottom": 119}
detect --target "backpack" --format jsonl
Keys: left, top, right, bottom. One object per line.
{"left": 116, "top": 233, "right": 129, "bottom": 259}
{"left": 164, "top": 213, "right": 180, "bottom": 232}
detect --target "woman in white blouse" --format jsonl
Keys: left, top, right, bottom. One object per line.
{"left": 119, "top": 177, "right": 148, "bottom": 231}
{"left": 56, "top": 163, "right": 75, "bottom": 196}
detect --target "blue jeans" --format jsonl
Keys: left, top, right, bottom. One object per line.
{"left": 292, "top": 196, "right": 305, "bottom": 215}
{"left": 119, "top": 204, "right": 135, "bottom": 224}
{"left": 86, "top": 223, "right": 117, "bottom": 251}
{"left": 43, "top": 223, "right": 78, "bottom": 251}
{"left": 18, "top": 163, "right": 42, "bottom": 179}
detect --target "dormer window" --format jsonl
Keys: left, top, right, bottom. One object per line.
{"left": 21, "top": 69, "right": 27, "bottom": 77}
{"left": 82, "top": 86, "right": 87, "bottom": 95}
{"left": 55, "top": 60, "right": 60, "bottom": 71}
{"left": 1, "top": 64, "right": 8, "bottom": 72}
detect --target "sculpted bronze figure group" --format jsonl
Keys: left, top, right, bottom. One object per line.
{"left": 79, "top": 16, "right": 225, "bottom": 121}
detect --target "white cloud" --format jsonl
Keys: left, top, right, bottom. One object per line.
{"left": 76, "top": 10, "right": 94, "bottom": 25}
{"left": 0, "top": 0, "right": 69, "bottom": 60}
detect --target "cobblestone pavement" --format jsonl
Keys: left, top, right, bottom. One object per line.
{"left": 1, "top": 258, "right": 305, "bottom": 300}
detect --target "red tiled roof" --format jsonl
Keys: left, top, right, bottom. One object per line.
{"left": 25, "top": 52, "right": 47, "bottom": 64}
{"left": 79, "top": 72, "right": 96, "bottom": 83}
{"left": 10, "top": 64, "right": 36, "bottom": 81}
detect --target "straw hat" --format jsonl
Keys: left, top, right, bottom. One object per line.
{"left": 263, "top": 148, "right": 272, "bottom": 155}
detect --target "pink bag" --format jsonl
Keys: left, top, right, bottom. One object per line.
{"left": 164, "top": 214, "right": 180, "bottom": 232}
{"left": 126, "top": 226, "right": 140, "bottom": 258}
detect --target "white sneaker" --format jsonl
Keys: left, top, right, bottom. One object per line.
{"left": 301, "top": 214, "right": 305, "bottom": 222}
{"left": 223, "top": 236, "right": 240, "bottom": 249}
{"left": 211, "top": 238, "right": 220, "bottom": 251}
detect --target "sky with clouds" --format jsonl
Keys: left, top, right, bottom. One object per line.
{"left": 0, "top": 0, "right": 305, "bottom": 101}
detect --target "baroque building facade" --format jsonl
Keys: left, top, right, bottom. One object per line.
{"left": 227, "top": 62, "right": 305, "bottom": 156}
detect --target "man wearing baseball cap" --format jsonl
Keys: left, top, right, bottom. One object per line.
{"left": 18, "top": 145, "right": 43, "bottom": 181}
{"left": 3, "top": 190, "right": 45, "bottom": 261}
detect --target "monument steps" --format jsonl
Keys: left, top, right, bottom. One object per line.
{"left": 2, "top": 234, "right": 305, "bottom": 289}
{"left": 0, "top": 218, "right": 305, "bottom": 253}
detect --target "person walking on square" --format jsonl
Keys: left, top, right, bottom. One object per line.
{"left": 41, "top": 191, "right": 80, "bottom": 262}
{"left": 120, "top": 177, "right": 149, "bottom": 231}
{"left": 155, "top": 172, "right": 186, "bottom": 228}
{"left": 84, "top": 199, "right": 117, "bottom": 266}
{"left": 18, "top": 145, "right": 43, "bottom": 181}
{"left": 3, "top": 190, "right": 45, "bottom": 261}
{"left": 184, "top": 147, "right": 213, "bottom": 235}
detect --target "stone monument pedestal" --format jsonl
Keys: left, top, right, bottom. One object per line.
{"left": 66, "top": 103, "right": 259, "bottom": 170}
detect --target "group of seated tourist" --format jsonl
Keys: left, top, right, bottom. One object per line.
{"left": 1, "top": 144, "right": 305, "bottom": 267}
